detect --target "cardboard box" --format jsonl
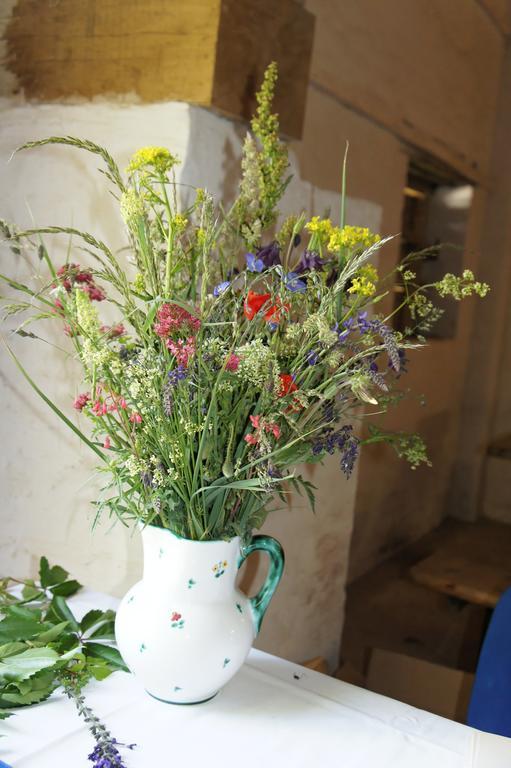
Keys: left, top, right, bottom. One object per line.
{"left": 367, "top": 648, "right": 474, "bottom": 722}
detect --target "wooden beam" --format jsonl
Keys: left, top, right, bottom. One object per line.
{"left": 2, "top": 0, "right": 314, "bottom": 139}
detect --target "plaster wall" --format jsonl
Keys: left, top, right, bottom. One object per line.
{"left": 0, "top": 98, "right": 380, "bottom": 667}
{"left": 293, "top": 0, "right": 509, "bottom": 581}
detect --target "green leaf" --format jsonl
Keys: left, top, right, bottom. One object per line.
{"left": 38, "top": 556, "right": 50, "bottom": 587}
{"left": 46, "top": 566, "right": 69, "bottom": 586}
{"left": 88, "top": 622, "right": 115, "bottom": 641}
{"left": 79, "top": 610, "right": 105, "bottom": 633}
{"left": 0, "top": 648, "right": 60, "bottom": 682}
{"left": 84, "top": 643, "right": 128, "bottom": 672}
{"left": 0, "top": 685, "right": 54, "bottom": 707}
{"left": 21, "top": 580, "right": 42, "bottom": 602}
{"left": 50, "top": 579, "right": 81, "bottom": 597}
{"left": 46, "top": 597, "right": 79, "bottom": 633}
{"left": 36, "top": 621, "right": 69, "bottom": 644}
{"left": 0, "top": 642, "right": 27, "bottom": 659}
{"left": 0, "top": 608, "right": 45, "bottom": 644}
{"left": 0, "top": 708, "right": 13, "bottom": 720}
{"left": 86, "top": 658, "right": 114, "bottom": 681}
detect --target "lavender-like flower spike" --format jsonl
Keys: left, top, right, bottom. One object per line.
{"left": 61, "top": 676, "right": 135, "bottom": 768}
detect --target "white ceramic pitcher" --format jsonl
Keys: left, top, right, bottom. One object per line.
{"left": 115, "top": 525, "right": 284, "bottom": 704}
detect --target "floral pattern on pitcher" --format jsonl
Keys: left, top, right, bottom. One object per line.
{"left": 170, "top": 611, "right": 185, "bottom": 629}
{"left": 212, "top": 560, "right": 228, "bottom": 578}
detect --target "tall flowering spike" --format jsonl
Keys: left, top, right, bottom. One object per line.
{"left": 162, "top": 383, "right": 173, "bottom": 417}
{"left": 75, "top": 287, "right": 100, "bottom": 338}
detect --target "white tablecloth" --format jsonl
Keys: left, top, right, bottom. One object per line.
{"left": 1, "top": 591, "right": 510, "bottom": 767}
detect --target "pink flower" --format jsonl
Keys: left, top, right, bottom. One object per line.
{"left": 250, "top": 415, "right": 261, "bottom": 429}
{"left": 84, "top": 284, "right": 106, "bottom": 302}
{"left": 75, "top": 271, "right": 94, "bottom": 284}
{"left": 171, "top": 612, "right": 181, "bottom": 622}
{"left": 226, "top": 354, "right": 240, "bottom": 372}
{"left": 129, "top": 412, "right": 142, "bottom": 424}
{"left": 119, "top": 398, "right": 127, "bottom": 409}
{"left": 53, "top": 299, "right": 64, "bottom": 314}
{"left": 269, "top": 423, "right": 281, "bottom": 439}
{"left": 167, "top": 337, "right": 196, "bottom": 368}
{"left": 244, "top": 433, "right": 259, "bottom": 445}
{"left": 103, "top": 436, "right": 111, "bottom": 449}
{"left": 154, "top": 303, "right": 200, "bottom": 338}
{"left": 73, "top": 392, "right": 90, "bottom": 411}
{"left": 100, "top": 323, "right": 125, "bottom": 338}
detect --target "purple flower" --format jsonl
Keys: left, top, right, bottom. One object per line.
{"left": 213, "top": 281, "right": 230, "bottom": 297}
{"left": 284, "top": 272, "right": 307, "bottom": 293}
{"left": 311, "top": 425, "right": 359, "bottom": 476}
{"left": 141, "top": 471, "right": 153, "bottom": 488}
{"left": 296, "top": 250, "right": 324, "bottom": 274}
{"left": 167, "top": 365, "right": 187, "bottom": 386}
{"left": 307, "top": 350, "right": 319, "bottom": 365}
{"left": 246, "top": 252, "right": 264, "bottom": 272}
{"left": 257, "top": 241, "right": 281, "bottom": 268}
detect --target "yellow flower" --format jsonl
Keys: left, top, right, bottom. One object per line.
{"left": 127, "top": 146, "right": 180, "bottom": 174}
{"left": 173, "top": 214, "right": 188, "bottom": 232}
{"left": 305, "top": 216, "right": 333, "bottom": 245}
{"left": 328, "top": 225, "right": 380, "bottom": 252}
{"left": 348, "top": 264, "right": 379, "bottom": 297}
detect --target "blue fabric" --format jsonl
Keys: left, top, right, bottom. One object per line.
{"left": 0, "top": 761, "right": 13, "bottom": 768}
{"left": 467, "top": 586, "right": 511, "bottom": 737}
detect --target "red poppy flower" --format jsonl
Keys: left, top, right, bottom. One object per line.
{"left": 244, "top": 290, "right": 271, "bottom": 320}
{"left": 264, "top": 300, "right": 289, "bottom": 324}
{"left": 278, "top": 374, "right": 298, "bottom": 397}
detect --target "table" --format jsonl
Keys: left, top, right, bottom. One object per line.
{"left": 1, "top": 591, "right": 510, "bottom": 767}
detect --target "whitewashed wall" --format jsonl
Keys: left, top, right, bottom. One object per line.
{"left": 0, "top": 98, "right": 380, "bottom": 668}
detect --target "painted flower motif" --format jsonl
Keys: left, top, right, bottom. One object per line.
{"left": 170, "top": 611, "right": 185, "bottom": 629}
{"left": 187, "top": 578, "right": 196, "bottom": 589}
{"left": 223, "top": 658, "right": 231, "bottom": 668}
{"left": 212, "top": 561, "right": 228, "bottom": 578}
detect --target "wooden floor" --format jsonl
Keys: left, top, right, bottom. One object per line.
{"left": 339, "top": 518, "right": 511, "bottom": 680}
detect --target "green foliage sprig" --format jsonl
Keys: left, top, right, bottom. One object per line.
{"left": 0, "top": 557, "right": 126, "bottom": 720}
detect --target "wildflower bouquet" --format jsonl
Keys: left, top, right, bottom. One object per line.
{"left": 0, "top": 64, "right": 488, "bottom": 541}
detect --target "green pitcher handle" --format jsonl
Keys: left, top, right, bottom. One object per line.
{"left": 238, "top": 535, "right": 285, "bottom": 635}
